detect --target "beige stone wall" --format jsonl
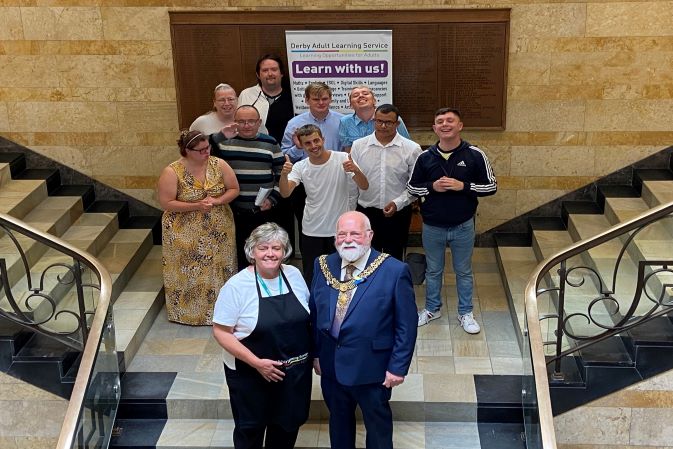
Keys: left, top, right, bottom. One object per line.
{"left": 0, "top": 1, "right": 672, "bottom": 230}
{"left": 555, "top": 370, "right": 673, "bottom": 448}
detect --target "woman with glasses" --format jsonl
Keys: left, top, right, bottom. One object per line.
{"left": 190, "top": 83, "right": 238, "bottom": 136}
{"left": 158, "top": 130, "right": 240, "bottom": 325}
{"left": 213, "top": 222, "right": 311, "bottom": 449}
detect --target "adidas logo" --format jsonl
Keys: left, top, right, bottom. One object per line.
{"left": 457, "top": 160, "right": 467, "bottom": 167}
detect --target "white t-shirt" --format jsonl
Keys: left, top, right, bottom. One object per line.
{"left": 288, "top": 151, "right": 356, "bottom": 237}
{"left": 213, "top": 264, "right": 309, "bottom": 370}
{"left": 189, "top": 112, "right": 228, "bottom": 136}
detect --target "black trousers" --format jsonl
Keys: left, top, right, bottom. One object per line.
{"left": 225, "top": 364, "right": 301, "bottom": 449}
{"left": 321, "top": 376, "right": 393, "bottom": 449}
{"left": 289, "top": 183, "right": 306, "bottom": 238}
{"left": 356, "top": 204, "right": 413, "bottom": 261}
{"left": 232, "top": 207, "right": 279, "bottom": 271}
{"left": 273, "top": 196, "right": 296, "bottom": 258}
{"left": 300, "top": 234, "right": 335, "bottom": 285}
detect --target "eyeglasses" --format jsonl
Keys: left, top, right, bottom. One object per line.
{"left": 235, "top": 119, "right": 259, "bottom": 126}
{"left": 215, "top": 97, "right": 237, "bottom": 104}
{"left": 374, "top": 119, "right": 398, "bottom": 127}
{"left": 188, "top": 144, "right": 210, "bottom": 154}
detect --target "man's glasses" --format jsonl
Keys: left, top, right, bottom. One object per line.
{"left": 235, "top": 119, "right": 259, "bottom": 126}
{"left": 374, "top": 119, "right": 398, "bottom": 127}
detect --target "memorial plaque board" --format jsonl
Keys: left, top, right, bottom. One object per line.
{"left": 170, "top": 10, "right": 509, "bottom": 130}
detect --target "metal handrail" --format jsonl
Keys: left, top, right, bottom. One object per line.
{"left": 0, "top": 212, "right": 113, "bottom": 449}
{"left": 523, "top": 199, "right": 673, "bottom": 448}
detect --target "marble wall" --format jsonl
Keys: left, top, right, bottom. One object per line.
{"left": 555, "top": 370, "right": 673, "bottom": 448}
{"left": 0, "top": 1, "right": 672, "bottom": 230}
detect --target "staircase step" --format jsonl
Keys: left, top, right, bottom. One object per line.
{"left": 0, "top": 179, "right": 48, "bottom": 219}
{"left": 531, "top": 229, "right": 573, "bottom": 261}
{"left": 493, "top": 232, "right": 530, "bottom": 247}
{"left": 7, "top": 333, "right": 79, "bottom": 398}
{"left": 578, "top": 336, "right": 633, "bottom": 367}
{"left": 0, "top": 152, "right": 25, "bottom": 176}
{"left": 113, "top": 245, "right": 165, "bottom": 369}
{"left": 0, "top": 162, "right": 11, "bottom": 188}
{"left": 0, "top": 211, "right": 119, "bottom": 324}
{"left": 15, "top": 168, "right": 61, "bottom": 194}
{"left": 45, "top": 228, "right": 153, "bottom": 335}
{"left": 0, "top": 319, "right": 32, "bottom": 370}
{"left": 635, "top": 168, "right": 673, "bottom": 182}
{"left": 52, "top": 184, "right": 95, "bottom": 209}
{"left": 628, "top": 316, "right": 673, "bottom": 346}
{"left": 124, "top": 215, "right": 162, "bottom": 245}
{"left": 641, "top": 179, "right": 673, "bottom": 207}
{"left": 87, "top": 200, "right": 130, "bottom": 227}
{"left": 562, "top": 201, "right": 602, "bottom": 226}
{"left": 528, "top": 216, "right": 566, "bottom": 231}
{"left": 495, "top": 246, "right": 538, "bottom": 337}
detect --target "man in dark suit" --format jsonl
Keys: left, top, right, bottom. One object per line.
{"left": 309, "top": 211, "right": 418, "bottom": 449}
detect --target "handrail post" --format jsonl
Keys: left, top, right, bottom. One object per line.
{"left": 551, "top": 260, "right": 566, "bottom": 381}
{"left": 73, "top": 259, "right": 90, "bottom": 345}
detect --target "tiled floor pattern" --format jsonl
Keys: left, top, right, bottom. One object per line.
{"left": 125, "top": 247, "right": 524, "bottom": 448}
{"left": 0, "top": 371, "right": 66, "bottom": 448}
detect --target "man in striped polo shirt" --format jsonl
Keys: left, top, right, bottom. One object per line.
{"left": 211, "top": 105, "right": 285, "bottom": 271}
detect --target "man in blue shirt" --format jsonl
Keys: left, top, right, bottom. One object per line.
{"left": 281, "top": 82, "right": 344, "bottom": 162}
{"left": 338, "top": 85, "right": 411, "bottom": 152}
{"left": 281, "top": 82, "right": 345, "bottom": 238}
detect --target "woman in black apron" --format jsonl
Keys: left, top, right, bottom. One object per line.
{"left": 213, "top": 223, "right": 312, "bottom": 449}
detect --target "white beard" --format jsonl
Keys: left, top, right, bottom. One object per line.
{"left": 337, "top": 241, "right": 369, "bottom": 263}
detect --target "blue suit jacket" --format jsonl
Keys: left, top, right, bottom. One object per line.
{"left": 309, "top": 250, "right": 418, "bottom": 386}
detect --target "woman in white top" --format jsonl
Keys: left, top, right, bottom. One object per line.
{"left": 213, "top": 222, "right": 311, "bottom": 449}
{"left": 190, "top": 83, "right": 238, "bottom": 136}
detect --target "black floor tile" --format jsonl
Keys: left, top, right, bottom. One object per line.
{"left": 478, "top": 422, "right": 526, "bottom": 449}
{"left": 120, "top": 371, "right": 177, "bottom": 401}
{"left": 474, "top": 375, "right": 522, "bottom": 406}
{"left": 109, "top": 418, "right": 166, "bottom": 448}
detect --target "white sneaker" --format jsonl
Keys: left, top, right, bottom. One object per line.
{"left": 458, "top": 312, "right": 481, "bottom": 334}
{"left": 418, "top": 309, "right": 441, "bottom": 327}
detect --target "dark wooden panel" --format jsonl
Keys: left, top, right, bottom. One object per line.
{"left": 170, "top": 10, "right": 509, "bottom": 130}
{"left": 171, "top": 24, "right": 242, "bottom": 129}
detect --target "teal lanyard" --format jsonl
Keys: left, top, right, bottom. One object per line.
{"left": 256, "top": 273, "right": 283, "bottom": 297}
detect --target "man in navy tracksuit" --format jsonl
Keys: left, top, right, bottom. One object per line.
{"left": 407, "top": 108, "right": 497, "bottom": 333}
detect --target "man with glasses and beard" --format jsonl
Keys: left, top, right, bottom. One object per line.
{"left": 309, "top": 211, "right": 417, "bottom": 449}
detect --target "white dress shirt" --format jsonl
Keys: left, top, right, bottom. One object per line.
{"left": 350, "top": 133, "right": 423, "bottom": 210}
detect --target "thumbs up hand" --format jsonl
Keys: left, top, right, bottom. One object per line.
{"left": 342, "top": 153, "right": 358, "bottom": 174}
{"left": 281, "top": 154, "right": 293, "bottom": 176}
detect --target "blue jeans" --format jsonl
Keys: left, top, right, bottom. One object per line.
{"left": 422, "top": 219, "right": 475, "bottom": 316}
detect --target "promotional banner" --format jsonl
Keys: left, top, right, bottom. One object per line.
{"left": 285, "top": 30, "right": 393, "bottom": 114}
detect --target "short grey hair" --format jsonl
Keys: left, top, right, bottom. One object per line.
{"left": 243, "top": 222, "right": 293, "bottom": 263}
{"left": 214, "top": 83, "right": 235, "bottom": 95}
{"left": 348, "top": 84, "right": 375, "bottom": 100}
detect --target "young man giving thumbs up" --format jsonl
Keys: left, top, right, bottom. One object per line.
{"left": 280, "top": 124, "right": 368, "bottom": 283}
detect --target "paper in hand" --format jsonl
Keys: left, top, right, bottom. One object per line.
{"left": 254, "top": 187, "right": 272, "bottom": 207}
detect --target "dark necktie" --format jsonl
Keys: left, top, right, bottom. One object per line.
{"left": 330, "top": 264, "right": 357, "bottom": 337}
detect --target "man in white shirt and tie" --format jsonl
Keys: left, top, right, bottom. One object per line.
{"left": 349, "top": 104, "right": 422, "bottom": 261}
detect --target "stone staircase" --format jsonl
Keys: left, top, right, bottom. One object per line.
{"left": 0, "top": 152, "right": 164, "bottom": 448}
{"left": 496, "top": 165, "right": 673, "bottom": 417}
